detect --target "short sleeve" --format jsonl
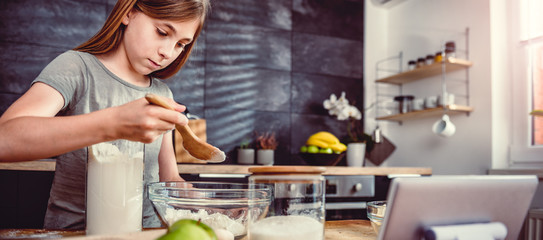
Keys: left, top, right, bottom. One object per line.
{"left": 32, "top": 51, "right": 88, "bottom": 110}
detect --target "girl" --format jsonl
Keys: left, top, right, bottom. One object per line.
{"left": 0, "top": 0, "right": 210, "bottom": 229}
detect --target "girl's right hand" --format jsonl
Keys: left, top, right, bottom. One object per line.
{"left": 110, "top": 97, "right": 188, "bottom": 143}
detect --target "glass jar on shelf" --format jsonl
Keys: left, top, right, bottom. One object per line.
{"left": 407, "top": 60, "right": 416, "bottom": 70}
{"left": 445, "top": 41, "right": 456, "bottom": 58}
{"left": 416, "top": 58, "right": 426, "bottom": 68}
{"left": 425, "top": 54, "right": 435, "bottom": 65}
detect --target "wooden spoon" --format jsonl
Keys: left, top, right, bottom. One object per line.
{"left": 145, "top": 93, "right": 226, "bottom": 163}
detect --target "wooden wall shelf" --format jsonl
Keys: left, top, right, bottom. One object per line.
{"left": 376, "top": 58, "right": 473, "bottom": 85}
{"left": 376, "top": 104, "right": 473, "bottom": 122}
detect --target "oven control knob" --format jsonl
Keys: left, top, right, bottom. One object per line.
{"left": 353, "top": 183, "right": 363, "bottom": 192}
{"left": 288, "top": 184, "right": 297, "bottom": 192}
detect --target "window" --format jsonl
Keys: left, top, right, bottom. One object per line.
{"left": 533, "top": 45, "right": 543, "bottom": 145}
{"left": 510, "top": 0, "right": 543, "bottom": 166}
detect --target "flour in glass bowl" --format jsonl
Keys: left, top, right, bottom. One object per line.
{"left": 164, "top": 208, "right": 246, "bottom": 237}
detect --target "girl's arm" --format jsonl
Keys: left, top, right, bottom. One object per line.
{"left": 0, "top": 83, "right": 187, "bottom": 162}
{"left": 158, "top": 131, "right": 184, "bottom": 181}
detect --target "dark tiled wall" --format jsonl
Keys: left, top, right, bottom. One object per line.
{"left": 0, "top": 0, "right": 365, "bottom": 165}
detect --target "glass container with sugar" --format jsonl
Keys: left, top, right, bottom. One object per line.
{"left": 248, "top": 166, "right": 326, "bottom": 240}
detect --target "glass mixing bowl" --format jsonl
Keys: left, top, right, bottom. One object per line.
{"left": 367, "top": 200, "right": 387, "bottom": 234}
{"left": 148, "top": 181, "right": 271, "bottom": 239}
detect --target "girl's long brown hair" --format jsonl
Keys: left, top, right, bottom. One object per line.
{"left": 74, "top": 0, "right": 210, "bottom": 79}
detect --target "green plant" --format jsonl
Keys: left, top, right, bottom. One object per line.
{"left": 239, "top": 138, "right": 251, "bottom": 149}
{"left": 255, "top": 131, "right": 278, "bottom": 150}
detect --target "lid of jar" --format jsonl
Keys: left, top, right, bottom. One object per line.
{"left": 408, "top": 60, "right": 416, "bottom": 64}
{"left": 426, "top": 54, "right": 434, "bottom": 59}
{"left": 249, "top": 166, "right": 326, "bottom": 175}
{"left": 393, "top": 95, "right": 415, "bottom": 101}
{"left": 445, "top": 41, "right": 456, "bottom": 52}
{"left": 417, "top": 58, "right": 425, "bottom": 62}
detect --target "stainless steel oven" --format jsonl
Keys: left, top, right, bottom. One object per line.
{"left": 324, "top": 175, "right": 392, "bottom": 220}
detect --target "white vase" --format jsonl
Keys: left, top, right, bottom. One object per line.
{"left": 237, "top": 149, "right": 255, "bottom": 165}
{"left": 256, "top": 149, "right": 274, "bottom": 165}
{"left": 346, "top": 142, "right": 366, "bottom": 167}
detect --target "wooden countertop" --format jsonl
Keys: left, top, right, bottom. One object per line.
{"left": 177, "top": 164, "right": 431, "bottom": 176}
{"left": 0, "top": 220, "right": 377, "bottom": 239}
{"left": 0, "top": 160, "right": 431, "bottom": 176}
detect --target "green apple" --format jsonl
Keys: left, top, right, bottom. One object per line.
{"left": 319, "top": 148, "right": 333, "bottom": 154}
{"left": 300, "top": 145, "right": 308, "bottom": 153}
{"left": 158, "top": 219, "right": 217, "bottom": 240}
{"left": 307, "top": 145, "right": 319, "bottom": 154}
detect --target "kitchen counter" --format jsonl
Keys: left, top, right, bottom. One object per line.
{"left": 0, "top": 220, "right": 377, "bottom": 239}
{"left": 0, "top": 160, "right": 432, "bottom": 176}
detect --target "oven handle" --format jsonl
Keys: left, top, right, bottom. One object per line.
{"left": 325, "top": 202, "right": 367, "bottom": 210}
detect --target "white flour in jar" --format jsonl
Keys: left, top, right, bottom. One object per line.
{"left": 87, "top": 142, "right": 144, "bottom": 235}
{"left": 248, "top": 215, "right": 324, "bottom": 240}
{"left": 164, "top": 208, "right": 245, "bottom": 237}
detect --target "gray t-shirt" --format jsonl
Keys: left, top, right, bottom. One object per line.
{"left": 33, "top": 50, "right": 172, "bottom": 229}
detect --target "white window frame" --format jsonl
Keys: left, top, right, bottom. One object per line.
{"left": 509, "top": 0, "right": 543, "bottom": 167}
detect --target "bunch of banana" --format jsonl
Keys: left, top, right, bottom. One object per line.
{"left": 301, "top": 131, "right": 347, "bottom": 154}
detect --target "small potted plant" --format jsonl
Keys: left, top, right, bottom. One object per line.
{"left": 255, "top": 131, "right": 278, "bottom": 165}
{"left": 237, "top": 138, "right": 254, "bottom": 165}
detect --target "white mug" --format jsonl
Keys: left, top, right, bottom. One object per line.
{"left": 424, "top": 96, "right": 438, "bottom": 108}
{"left": 413, "top": 98, "right": 424, "bottom": 111}
{"left": 432, "top": 114, "right": 456, "bottom": 137}
{"left": 438, "top": 93, "right": 455, "bottom": 106}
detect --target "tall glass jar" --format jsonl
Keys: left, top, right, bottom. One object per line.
{"left": 86, "top": 140, "right": 144, "bottom": 235}
{"left": 248, "top": 166, "right": 326, "bottom": 240}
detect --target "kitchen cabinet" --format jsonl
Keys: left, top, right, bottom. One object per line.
{"left": 374, "top": 29, "right": 473, "bottom": 123}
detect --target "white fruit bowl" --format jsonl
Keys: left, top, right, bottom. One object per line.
{"left": 148, "top": 181, "right": 271, "bottom": 239}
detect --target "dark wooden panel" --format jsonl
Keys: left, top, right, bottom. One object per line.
{"left": 0, "top": 0, "right": 105, "bottom": 49}
{"left": 205, "top": 20, "right": 291, "bottom": 71}
{"left": 291, "top": 72, "right": 364, "bottom": 115}
{"left": 210, "top": 0, "right": 292, "bottom": 30}
{"left": 205, "top": 108, "right": 291, "bottom": 165}
{"left": 292, "top": 32, "right": 363, "bottom": 78}
{"left": 166, "top": 60, "right": 206, "bottom": 114}
{"left": 205, "top": 63, "right": 291, "bottom": 112}
{"left": 0, "top": 42, "right": 66, "bottom": 94}
{"left": 0, "top": 93, "right": 22, "bottom": 115}
{"left": 292, "top": 0, "right": 364, "bottom": 40}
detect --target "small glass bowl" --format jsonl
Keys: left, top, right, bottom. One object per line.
{"left": 148, "top": 181, "right": 271, "bottom": 239}
{"left": 367, "top": 201, "right": 387, "bottom": 234}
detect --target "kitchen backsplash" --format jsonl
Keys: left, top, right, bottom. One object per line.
{"left": 0, "top": 0, "right": 365, "bottom": 165}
